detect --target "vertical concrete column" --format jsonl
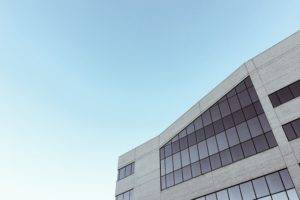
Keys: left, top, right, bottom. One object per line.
{"left": 246, "top": 60, "right": 300, "bottom": 196}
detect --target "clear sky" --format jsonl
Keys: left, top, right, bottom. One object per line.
{"left": 0, "top": 0, "right": 299, "bottom": 199}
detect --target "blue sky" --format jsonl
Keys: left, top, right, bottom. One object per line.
{"left": 0, "top": 0, "right": 299, "bottom": 199}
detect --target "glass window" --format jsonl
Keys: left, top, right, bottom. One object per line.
{"left": 238, "top": 90, "right": 252, "bottom": 107}
{"left": 289, "top": 80, "right": 300, "bottom": 97}
{"left": 248, "top": 86, "right": 259, "bottom": 102}
{"left": 196, "top": 128, "right": 206, "bottom": 142}
{"left": 228, "top": 95, "right": 241, "bottom": 112}
{"left": 210, "top": 153, "right": 221, "bottom": 170}
{"left": 265, "top": 131, "right": 277, "bottom": 148}
{"left": 241, "top": 140, "right": 256, "bottom": 157}
{"left": 188, "top": 132, "right": 197, "bottom": 146}
{"left": 240, "top": 181, "right": 256, "bottom": 200}
{"left": 219, "top": 99, "right": 231, "bottom": 117}
{"left": 243, "top": 104, "right": 257, "bottom": 120}
{"left": 174, "top": 169, "right": 183, "bottom": 184}
{"left": 269, "top": 93, "right": 281, "bottom": 107}
{"left": 191, "top": 161, "right": 201, "bottom": 177}
{"left": 173, "top": 152, "right": 181, "bottom": 170}
{"left": 187, "top": 123, "right": 195, "bottom": 135}
{"left": 166, "top": 172, "right": 174, "bottom": 188}
{"left": 161, "top": 175, "right": 166, "bottom": 190}
{"left": 223, "top": 114, "right": 235, "bottom": 129}
{"left": 189, "top": 145, "right": 199, "bottom": 163}
{"left": 236, "top": 122, "right": 251, "bottom": 142}
{"left": 287, "top": 189, "right": 300, "bottom": 200}
{"left": 277, "top": 87, "right": 293, "bottom": 104}
{"left": 292, "top": 119, "right": 300, "bottom": 137}
{"left": 181, "top": 149, "right": 190, "bottom": 167}
{"left": 200, "top": 157, "right": 211, "bottom": 173}
{"left": 164, "top": 144, "right": 172, "bottom": 157}
{"left": 165, "top": 156, "right": 173, "bottom": 174}
{"left": 160, "top": 148, "right": 165, "bottom": 159}
{"left": 205, "top": 124, "right": 215, "bottom": 138}
{"left": 245, "top": 77, "right": 253, "bottom": 88}
{"left": 213, "top": 119, "right": 224, "bottom": 134}
{"left": 258, "top": 114, "right": 272, "bottom": 133}
{"left": 230, "top": 144, "right": 244, "bottom": 161}
{"left": 252, "top": 177, "right": 270, "bottom": 198}
{"left": 233, "top": 110, "right": 245, "bottom": 125}
{"left": 179, "top": 129, "right": 187, "bottom": 138}
{"left": 125, "top": 164, "right": 132, "bottom": 177}
{"left": 228, "top": 185, "right": 242, "bottom": 200}
{"left": 207, "top": 136, "right": 219, "bottom": 155}
{"left": 216, "top": 132, "right": 229, "bottom": 151}
{"left": 220, "top": 149, "right": 232, "bottom": 166}
{"left": 283, "top": 123, "right": 297, "bottom": 141}
{"left": 172, "top": 140, "right": 180, "bottom": 154}
{"left": 253, "top": 135, "right": 269, "bottom": 152}
{"left": 180, "top": 136, "right": 188, "bottom": 150}
{"left": 254, "top": 101, "right": 264, "bottom": 115}
{"left": 161, "top": 159, "right": 166, "bottom": 175}
{"left": 217, "top": 190, "right": 229, "bottom": 200}
{"left": 198, "top": 141, "right": 209, "bottom": 159}
{"left": 123, "top": 191, "right": 129, "bottom": 200}
{"left": 119, "top": 168, "right": 125, "bottom": 180}
{"left": 247, "top": 117, "right": 263, "bottom": 137}
{"left": 280, "top": 169, "right": 294, "bottom": 190}
{"left": 272, "top": 191, "right": 288, "bottom": 200}
{"left": 227, "top": 88, "right": 237, "bottom": 98}
{"left": 226, "top": 127, "right": 240, "bottom": 147}
{"left": 210, "top": 104, "right": 222, "bottom": 122}
{"left": 206, "top": 193, "right": 217, "bottom": 200}
{"left": 202, "top": 110, "right": 212, "bottom": 126}
{"left": 194, "top": 116, "right": 203, "bottom": 130}
{"left": 266, "top": 172, "right": 285, "bottom": 194}
{"left": 236, "top": 81, "right": 247, "bottom": 93}
{"left": 182, "top": 165, "right": 192, "bottom": 181}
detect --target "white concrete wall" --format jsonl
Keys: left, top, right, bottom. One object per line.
{"left": 115, "top": 30, "right": 300, "bottom": 200}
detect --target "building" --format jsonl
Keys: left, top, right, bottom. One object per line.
{"left": 115, "top": 31, "right": 300, "bottom": 200}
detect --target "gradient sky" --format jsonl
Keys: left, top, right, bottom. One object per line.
{"left": 0, "top": 0, "right": 299, "bottom": 200}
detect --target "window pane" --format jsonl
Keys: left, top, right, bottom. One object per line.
{"left": 269, "top": 93, "right": 281, "bottom": 107}
{"left": 226, "top": 127, "right": 240, "bottom": 147}
{"left": 241, "top": 140, "right": 256, "bottom": 157}
{"left": 233, "top": 110, "right": 245, "bottom": 125}
{"left": 166, "top": 172, "right": 174, "bottom": 187}
{"left": 202, "top": 110, "right": 212, "bottom": 126}
{"left": 210, "top": 104, "right": 221, "bottom": 122}
{"left": 213, "top": 119, "right": 224, "bottom": 134}
{"left": 227, "top": 88, "right": 237, "bottom": 98}
{"left": 161, "top": 175, "right": 166, "bottom": 190}
{"left": 219, "top": 99, "right": 231, "bottom": 117}
{"left": 228, "top": 185, "right": 242, "bottom": 200}
{"left": 230, "top": 144, "right": 244, "bottom": 161}
{"left": 207, "top": 136, "right": 219, "bottom": 155}
{"left": 248, "top": 86, "right": 259, "bottom": 102}
{"left": 189, "top": 145, "right": 199, "bottom": 163}
{"left": 198, "top": 141, "right": 209, "bottom": 159}
{"left": 194, "top": 116, "right": 203, "bottom": 130}
{"left": 272, "top": 191, "right": 288, "bottom": 200}
{"left": 258, "top": 114, "right": 272, "bottom": 133}
{"left": 182, "top": 165, "right": 192, "bottom": 181}
{"left": 125, "top": 165, "right": 131, "bottom": 177}
{"left": 245, "top": 77, "right": 253, "bottom": 88}
{"left": 180, "top": 136, "right": 188, "bottom": 150}
{"left": 236, "top": 122, "right": 251, "bottom": 142}
{"left": 188, "top": 133, "right": 197, "bottom": 146}
{"left": 216, "top": 132, "right": 229, "bottom": 151}
{"left": 220, "top": 149, "right": 233, "bottom": 166}
{"left": 160, "top": 148, "right": 165, "bottom": 159}
{"left": 210, "top": 153, "right": 221, "bottom": 170}
{"left": 181, "top": 149, "right": 190, "bottom": 167}
{"left": 187, "top": 123, "right": 195, "bottom": 135}
{"left": 243, "top": 104, "right": 257, "bottom": 120}
{"left": 289, "top": 80, "right": 300, "bottom": 97}
{"left": 161, "top": 159, "right": 166, "bottom": 175}
{"left": 240, "top": 181, "right": 256, "bottom": 200}
{"left": 254, "top": 101, "right": 264, "bottom": 115}
{"left": 287, "top": 189, "right": 300, "bottom": 200}
{"left": 173, "top": 152, "right": 181, "bottom": 170}
{"left": 119, "top": 168, "right": 125, "bottom": 180}
{"left": 123, "top": 191, "right": 129, "bottom": 200}
{"left": 179, "top": 129, "right": 187, "bottom": 138}
{"left": 164, "top": 144, "right": 172, "bottom": 157}
{"left": 252, "top": 177, "right": 270, "bottom": 198}
{"left": 236, "top": 81, "right": 246, "bottom": 93}
{"left": 165, "top": 156, "right": 173, "bottom": 174}
{"left": 228, "top": 95, "right": 241, "bottom": 112}
{"left": 266, "top": 172, "right": 284, "bottom": 194}
{"left": 217, "top": 190, "right": 229, "bottom": 200}
{"left": 191, "top": 161, "right": 201, "bottom": 177}
{"left": 292, "top": 119, "right": 300, "bottom": 137}
{"left": 206, "top": 193, "right": 217, "bottom": 200}
{"left": 279, "top": 169, "right": 294, "bottom": 190}
{"left": 238, "top": 90, "right": 252, "bottom": 107}
{"left": 200, "top": 157, "right": 211, "bottom": 173}
{"left": 223, "top": 114, "right": 235, "bottom": 129}
{"left": 247, "top": 117, "right": 263, "bottom": 137}
{"left": 174, "top": 169, "right": 183, "bottom": 184}
{"left": 172, "top": 140, "right": 180, "bottom": 154}
{"left": 277, "top": 87, "right": 293, "bottom": 104}
{"left": 265, "top": 131, "right": 277, "bottom": 148}
{"left": 283, "top": 123, "right": 297, "bottom": 141}
{"left": 205, "top": 124, "right": 215, "bottom": 138}
{"left": 253, "top": 135, "right": 269, "bottom": 152}
{"left": 196, "top": 128, "right": 206, "bottom": 142}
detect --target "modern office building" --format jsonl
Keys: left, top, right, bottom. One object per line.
{"left": 115, "top": 31, "right": 300, "bottom": 200}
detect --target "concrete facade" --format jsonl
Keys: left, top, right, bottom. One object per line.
{"left": 115, "top": 31, "right": 300, "bottom": 200}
